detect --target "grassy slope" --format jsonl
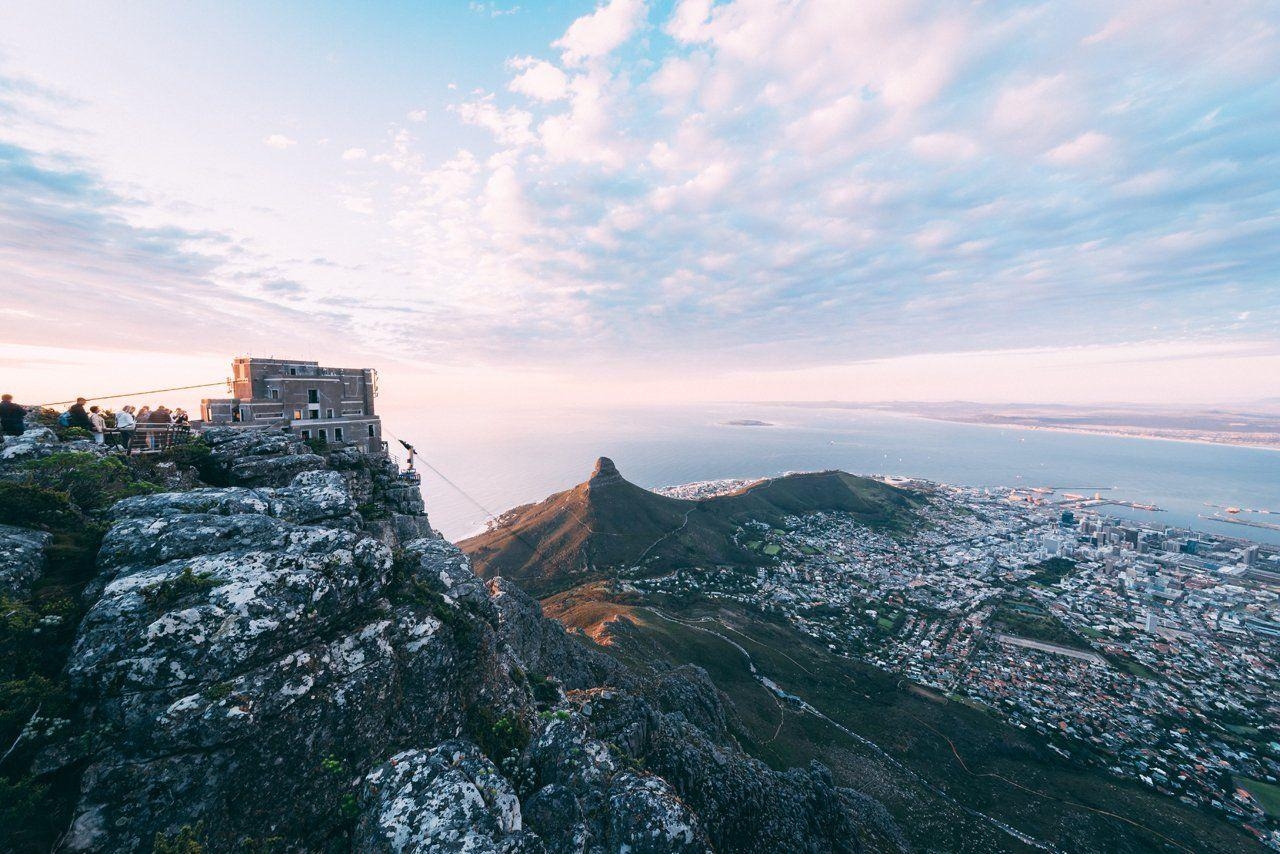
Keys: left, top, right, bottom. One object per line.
{"left": 570, "top": 596, "right": 1262, "bottom": 854}
{"left": 462, "top": 468, "right": 918, "bottom": 598}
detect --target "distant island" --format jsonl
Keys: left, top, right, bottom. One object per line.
{"left": 722, "top": 419, "right": 774, "bottom": 427}
{"left": 771, "top": 400, "right": 1280, "bottom": 450}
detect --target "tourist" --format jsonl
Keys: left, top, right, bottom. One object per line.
{"left": 0, "top": 394, "right": 25, "bottom": 436}
{"left": 116, "top": 405, "right": 138, "bottom": 453}
{"left": 173, "top": 407, "right": 190, "bottom": 426}
{"left": 66, "top": 397, "right": 92, "bottom": 430}
{"left": 151, "top": 405, "right": 172, "bottom": 424}
{"left": 88, "top": 406, "right": 107, "bottom": 445}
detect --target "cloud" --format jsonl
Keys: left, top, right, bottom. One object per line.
{"left": 342, "top": 147, "right": 368, "bottom": 161}
{"left": 263, "top": 134, "right": 297, "bottom": 149}
{"left": 910, "top": 132, "right": 980, "bottom": 161}
{"left": 553, "top": 0, "right": 647, "bottom": 66}
{"left": 5, "top": 1, "right": 1279, "bottom": 394}
{"left": 406, "top": 109, "right": 428, "bottom": 122}
{"left": 1044, "top": 131, "right": 1111, "bottom": 165}
{"left": 507, "top": 57, "right": 569, "bottom": 102}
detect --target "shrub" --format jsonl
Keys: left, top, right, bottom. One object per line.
{"left": 159, "top": 440, "right": 227, "bottom": 486}
{"left": 527, "top": 672, "right": 560, "bottom": 706}
{"left": 56, "top": 427, "right": 93, "bottom": 441}
{"left": 154, "top": 823, "right": 205, "bottom": 854}
{"left": 0, "top": 481, "right": 75, "bottom": 528}
{"left": 466, "top": 707, "right": 530, "bottom": 764}
{"left": 17, "top": 452, "right": 160, "bottom": 514}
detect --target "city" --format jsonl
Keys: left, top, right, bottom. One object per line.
{"left": 641, "top": 478, "right": 1280, "bottom": 849}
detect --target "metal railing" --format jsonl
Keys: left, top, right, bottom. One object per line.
{"left": 109, "top": 423, "right": 197, "bottom": 454}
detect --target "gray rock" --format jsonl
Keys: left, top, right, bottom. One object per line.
{"left": 0, "top": 523, "right": 51, "bottom": 597}
{"left": 356, "top": 741, "right": 541, "bottom": 853}
{"left": 605, "top": 771, "right": 711, "bottom": 854}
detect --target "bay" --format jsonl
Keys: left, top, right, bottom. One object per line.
{"left": 379, "top": 403, "right": 1280, "bottom": 546}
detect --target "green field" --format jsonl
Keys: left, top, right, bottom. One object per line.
{"left": 1237, "top": 777, "right": 1280, "bottom": 818}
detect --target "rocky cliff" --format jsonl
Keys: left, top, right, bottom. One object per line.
{"left": 0, "top": 426, "right": 899, "bottom": 852}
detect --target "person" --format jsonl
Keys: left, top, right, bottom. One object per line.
{"left": 116, "top": 405, "right": 138, "bottom": 453}
{"left": 67, "top": 397, "right": 92, "bottom": 430}
{"left": 0, "top": 394, "right": 26, "bottom": 436}
{"left": 134, "top": 406, "right": 153, "bottom": 451}
{"left": 88, "top": 406, "right": 107, "bottom": 445}
{"left": 151, "top": 405, "right": 172, "bottom": 424}
{"left": 173, "top": 407, "right": 190, "bottom": 426}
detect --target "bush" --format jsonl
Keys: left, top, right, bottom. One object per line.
{"left": 0, "top": 481, "right": 75, "bottom": 528}
{"left": 154, "top": 823, "right": 205, "bottom": 854}
{"left": 158, "top": 440, "right": 227, "bottom": 486}
{"left": 17, "top": 452, "right": 160, "bottom": 514}
{"left": 57, "top": 427, "right": 93, "bottom": 441}
{"left": 527, "top": 672, "right": 560, "bottom": 706}
{"left": 466, "top": 707, "right": 530, "bottom": 764}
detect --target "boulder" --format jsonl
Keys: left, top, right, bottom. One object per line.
{"left": 356, "top": 742, "right": 542, "bottom": 853}
{"left": 0, "top": 523, "right": 51, "bottom": 598}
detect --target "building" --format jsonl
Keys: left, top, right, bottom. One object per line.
{"left": 202, "top": 357, "right": 383, "bottom": 453}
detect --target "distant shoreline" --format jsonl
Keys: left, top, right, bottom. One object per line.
{"left": 776, "top": 403, "right": 1280, "bottom": 453}
{"left": 911, "top": 415, "right": 1280, "bottom": 453}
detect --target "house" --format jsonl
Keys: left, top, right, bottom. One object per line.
{"left": 201, "top": 357, "right": 383, "bottom": 452}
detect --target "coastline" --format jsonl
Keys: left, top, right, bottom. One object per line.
{"left": 800, "top": 405, "right": 1280, "bottom": 453}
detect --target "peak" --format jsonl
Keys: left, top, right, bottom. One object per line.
{"left": 588, "top": 456, "right": 623, "bottom": 488}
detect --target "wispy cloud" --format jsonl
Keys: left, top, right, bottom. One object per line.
{"left": 2, "top": 0, "right": 1279, "bottom": 400}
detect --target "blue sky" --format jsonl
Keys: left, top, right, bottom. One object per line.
{"left": 1, "top": 0, "right": 1278, "bottom": 405}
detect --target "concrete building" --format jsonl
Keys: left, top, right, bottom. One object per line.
{"left": 202, "top": 357, "right": 383, "bottom": 453}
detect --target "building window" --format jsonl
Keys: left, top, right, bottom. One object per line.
{"left": 334, "top": 427, "right": 344, "bottom": 442}
{"left": 238, "top": 407, "right": 252, "bottom": 421}
{"left": 368, "top": 424, "right": 376, "bottom": 437}
{"left": 269, "top": 388, "right": 279, "bottom": 400}
{"left": 289, "top": 367, "right": 297, "bottom": 376}
{"left": 293, "top": 409, "right": 303, "bottom": 420}
{"left": 308, "top": 389, "right": 319, "bottom": 403}
{"left": 326, "top": 408, "right": 334, "bottom": 419}
{"left": 319, "top": 429, "right": 328, "bottom": 441}
{"left": 301, "top": 429, "right": 311, "bottom": 439}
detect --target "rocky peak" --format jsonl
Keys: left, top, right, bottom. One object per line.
{"left": 587, "top": 456, "right": 623, "bottom": 489}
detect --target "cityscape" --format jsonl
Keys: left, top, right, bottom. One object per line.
{"left": 644, "top": 478, "right": 1280, "bottom": 848}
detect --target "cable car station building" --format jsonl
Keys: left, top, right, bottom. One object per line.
{"left": 201, "top": 357, "right": 384, "bottom": 453}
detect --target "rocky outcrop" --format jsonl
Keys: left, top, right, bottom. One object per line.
{"left": 48, "top": 428, "right": 892, "bottom": 852}
{"left": 1, "top": 426, "right": 105, "bottom": 462}
{"left": 357, "top": 742, "right": 539, "bottom": 853}
{"left": 0, "top": 523, "right": 50, "bottom": 598}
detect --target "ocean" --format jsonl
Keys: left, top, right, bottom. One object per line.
{"left": 380, "top": 402, "right": 1280, "bottom": 546}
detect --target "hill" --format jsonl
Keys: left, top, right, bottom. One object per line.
{"left": 459, "top": 457, "right": 919, "bottom": 597}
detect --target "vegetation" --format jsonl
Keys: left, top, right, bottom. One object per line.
{"left": 1018, "top": 557, "right": 1079, "bottom": 587}
{"left": 153, "top": 823, "right": 206, "bottom": 854}
{"left": 989, "top": 597, "right": 1089, "bottom": 649}
{"left": 0, "top": 449, "right": 212, "bottom": 852}
{"left": 466, "top": 707, "right": 530, "bottom": 765}
{"left": 462, "top": 465, "right": 920, "bottom": 598}
{"left": 526, "top": 671, "right": 560, "bottom": 706}
{"left": 1236, "top": 776, "right": 1280, "bottom": 819}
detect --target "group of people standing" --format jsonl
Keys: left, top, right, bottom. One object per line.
{"left": 0, "top": 394, "right": 190, "bottom": 452}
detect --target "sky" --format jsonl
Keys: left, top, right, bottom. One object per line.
{"left": 1, "top": 0, "right": 1278, "bottom": 411}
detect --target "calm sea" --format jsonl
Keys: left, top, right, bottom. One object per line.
{"left": 380, "top": 403, "right": 1280, "bottom": 546}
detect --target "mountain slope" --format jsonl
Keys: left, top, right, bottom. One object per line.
{"left": 460, "top": 457, "right": 918, "bottom": 597}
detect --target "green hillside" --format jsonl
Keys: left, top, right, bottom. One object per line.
{"left": 460, "top": 458, "right": 918, "bottom": 597}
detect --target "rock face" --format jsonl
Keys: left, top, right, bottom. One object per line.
{"left": 2, "top": 426, "right": 106, "bottom": 462}
{"left": 0, "top": 523, "right": 50, "bottom": 598}
{"left": 52, "top": 428, "right": 892, "bottom": 852}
